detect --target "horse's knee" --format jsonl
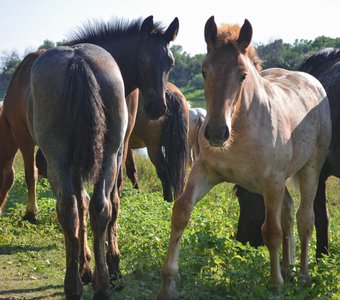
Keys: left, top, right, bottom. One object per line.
{"left": 261, "top": 221, "right": 282, "bottom": 250}
{"left": 172, "top": 197, "right": 193, "bottom": 230}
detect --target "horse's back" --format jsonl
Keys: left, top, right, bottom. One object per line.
{"left": 31, "top": 43, "right": 127, "bottom": 180}
{"left": 261, "top": 67, "right": 331, "bottom": 176}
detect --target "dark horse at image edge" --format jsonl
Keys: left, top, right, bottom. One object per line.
{"left": 235, "top": 47, "right": 340, "bottom": 259}
{"left": 0, "top": 16, "right": 179, "bottom": 300}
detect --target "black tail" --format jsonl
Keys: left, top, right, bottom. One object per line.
{"left": 161, "top": 88, "right": 189, "bottom": 199}
{"left": 65, "top": 56, "right": 106, "bottom": 182}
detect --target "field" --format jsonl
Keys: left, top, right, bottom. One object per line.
{"left": 0, "top": 152, "right": 339, "bottom": 299}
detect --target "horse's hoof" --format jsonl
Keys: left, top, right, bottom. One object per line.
{"left": 110, "top": 272, "right": 124, "bottom": 291}
{"left": 298, "top": 274, "right": 311, "bottom": 286}
{"left": 81, "top": 268, "right": 93, "bottom": 284}
{"left": 93, "top": 288, "right": 110, "bottom": 300}
{"left": 157, "top": 290, "right": 180, "bottom": 300}
{"left": 65, "top": 293, "right": 82, "bottom": 300}
{"left": 21, "top": 212, "right": 38, "bottom": 224}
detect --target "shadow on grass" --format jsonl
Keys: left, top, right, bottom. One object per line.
{"left": 0, "top": 284, "right": 64, "bottom": 299}
{"left": 0, "top": 243, "right": 58, "bottom": 255}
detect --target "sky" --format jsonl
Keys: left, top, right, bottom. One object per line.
{"left": 0, "top": 0, "right": 339, "bottom": 58}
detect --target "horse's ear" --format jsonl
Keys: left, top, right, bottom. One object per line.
{"left": 164, "top": 17, "right": 179, "bottom": 43}
{"left": 238, "top": 19, "right": 252, "bottom": 53}
{"left": 204, "top": 16, "right": 217, "bottom": 51}
{"left": 141, "top": 15, "right": 154, "bottom": 38}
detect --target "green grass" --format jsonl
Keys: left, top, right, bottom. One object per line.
{"left": 0, "top": 153, "right": 339, "bottom": 299}
{"left": 182, "top": 87, "right": 206, "bottom": 108}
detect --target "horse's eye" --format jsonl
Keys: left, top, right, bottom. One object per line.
{"left": 240, "top": 72, "right": 247, "bottom": 82}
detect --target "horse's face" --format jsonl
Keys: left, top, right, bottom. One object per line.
{"left": 202, "top": 17, "right": 252, "bottom": 147}
{"left": 137, "top": 16, "right": 179, "bottom": 119}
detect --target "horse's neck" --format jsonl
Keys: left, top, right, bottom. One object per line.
{"left": 231, "top": 68, "right": 267, "bottom": 132}
{"left": 101, "top": 37, "right": 139, "bottom": 96}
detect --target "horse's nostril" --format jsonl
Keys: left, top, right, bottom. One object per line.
{"left": 223, "top": 127, "right": 229, "bottom": 140}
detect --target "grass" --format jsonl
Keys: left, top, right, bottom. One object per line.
{"left": 0, "top": 152, "right": 339, "bottom": 299}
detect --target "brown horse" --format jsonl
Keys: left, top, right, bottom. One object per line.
{"left": 235, "top": 47, "right": 340, "bottom": 258}
{"left": 123, "top": 82, "right": 189, "bottom": 202}
{"left": 0, "top": 16, "right": 179, "bottom": 299}
{"left": 158, "top": 18, "right": 331, "bottom": 298}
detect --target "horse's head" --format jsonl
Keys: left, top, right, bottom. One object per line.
{"left": 202, "top": 16, "right": 253, "bottom": 147}
{"left": 137, "top": 16, "right": 179, "bottom": 119}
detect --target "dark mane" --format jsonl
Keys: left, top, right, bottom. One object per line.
{"left": 66, "top": 17, "right": 166, "bottom": 46}
{"left": 298, "top": 48, "right": 340, "bottom": 75}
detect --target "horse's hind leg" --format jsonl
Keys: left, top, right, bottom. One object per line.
{"left": 20, "top": 143, "right": 39, "bottom": 223}
{"left": 107, "top": 185, "right": 122, "bottom": 288}
{"left": 297, "top": 165, "right": 320, "bottom": 285}
{"left": 281, "top": 187, "right": 295, "bottom": 280}
{"left": 107, "top": 145, "right": 124, "bottom": 289}
{"left": 73, "top": 178, "right": 92, "bottom": 284}
{"left": 0, "top": 119, "right": 17, "bottom": 214}
{"left": 261, "top": 182, "right": 285, "bottom": 285}
{"left": 314, "top": 177, "right": 329, "bottom": 258}
{"left": 48, "top": 158, "right": 83, "bottom": 299}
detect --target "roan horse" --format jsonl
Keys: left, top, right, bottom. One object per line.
{"left": 0, "top": 16, "right": 179, "bottom": 299}
{"left": 123, "top": 82, "right": 189, "bottom": 202}
{"left": 31, "top": 43, "right": 127, "bottom": 300}
{"left": 158, "top": 17, "right": 331, "bottom": 299}
{"left": 235, "top": 47, "right": 340, "bottom": 258}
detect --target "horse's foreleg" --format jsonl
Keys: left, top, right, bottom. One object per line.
{"left": 261, "top": 182, "right": 285, "bottom": 285}
{"left": 148, "top": 146, "right": 172, "bottom": 202}
{"left": 314, "top": 178, "right": 329, "bottom": 258}
{"left": 0, "top": 123, "right": 17, "bottom": 215}
{"left": 281, "top": 187, "right": 295, "bottom": 280}
{"left": 21, "top": 144, "right": 39, "bottom": 223}
{"left": 125, "top": 148, "right": 141, "bottom": 191}
{"left": 158, "top": 161, "right": 220, "bottom": 300}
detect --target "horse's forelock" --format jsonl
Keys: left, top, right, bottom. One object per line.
{"left": 214, "top": 23, "right": 262, "bottom": 71}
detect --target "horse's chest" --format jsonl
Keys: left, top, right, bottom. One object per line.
{"left": 205, "top": 146, "right": 265, "bottom": 193}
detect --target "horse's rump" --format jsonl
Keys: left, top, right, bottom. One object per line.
{"left": 31, "top": 45, "right": 108, "bottom": 182}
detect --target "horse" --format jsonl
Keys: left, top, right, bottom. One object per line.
{"left": 235, "top": 47, "right": 340, "bottom": 258}
{"left": 0, "top": 16, "right": 179, "bottom": 299}
{"left": 188, "top": 106, "right": 206, "bottom": 166}
{"left": 123, "top": 82, "right": 189, "bottom": 202}
{"left": 158, "top": 17, "right": 331, "bottom": 299}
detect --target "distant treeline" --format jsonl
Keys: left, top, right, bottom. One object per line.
{"left": 1, "top": 36, "right": 340, "bottom": 101}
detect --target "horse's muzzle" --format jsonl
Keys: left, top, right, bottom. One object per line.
{"left": 144, "top": 99, "right": 167, "bottom": 120}
{"left": 204, "top": 123, "right": 229, "bottom": 147}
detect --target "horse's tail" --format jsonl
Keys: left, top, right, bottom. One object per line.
{"left": 64, "top": 56, "right": 106, "bottom": 182}
{"left": 161, "top": 89, "right": 189, "bottom": 199}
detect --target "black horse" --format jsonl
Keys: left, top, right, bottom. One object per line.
{"left": 235, "top": 48, "right": 340, "bottom": 258}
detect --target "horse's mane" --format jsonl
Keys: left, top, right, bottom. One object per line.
{"left": 298, "top": 48, "right": 340, "bottom": 74}
{"left": 216, "top": 23, "right": 263, "bottom": 71}
{"left": 66, "top": 17, "right": 166, "bottom": 45}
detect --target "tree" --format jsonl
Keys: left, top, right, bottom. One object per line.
{"left": 0, "top": 50, "right": 21, "bottom": 98}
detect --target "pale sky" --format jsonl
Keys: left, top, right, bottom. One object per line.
{"left": 0, "top": 0, "right": 339, "bottom": 57}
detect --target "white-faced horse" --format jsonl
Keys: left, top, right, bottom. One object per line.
{"left": 158, "top": 17, "right": 331, "bottom": 298}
